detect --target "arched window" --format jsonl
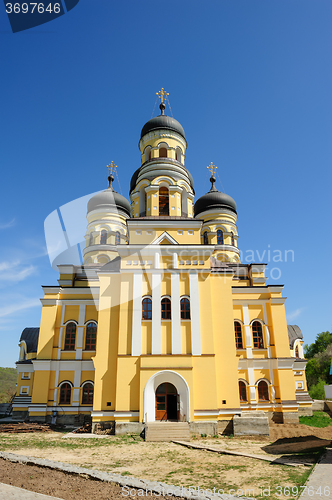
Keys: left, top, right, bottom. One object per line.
{"left": 180, "top": 298, "right": 190, "bottom": 320}
{"left": 252, "top": 321, "right": 264, "bottom": 348}
{"left": 82, "top": 382, "right": 94, "bottom": 405}
{"left": 234, "top": 321, "right": 243, "bottom": 349}
{"left": 258, "top": 381, "right": 269, "bottom": 401}
{"left": 203, "top": 232, "right": 209, "bottom": 245}
{"left": 239, "top": 381, "right": 247, "bottom": 402}
{"left": 100, "top": 230, "right": 107, "bottom": 245}
{"left": 159, "top": 187, "right": 169, "bottom": 216}
{"left": 89, "top": 233, "right": 93, "bottom": 246}
{"left": 176, "top": 148, "right": 182, "bottom": 162}
{"left": 217, "top": 230, "right": 223, "bottom": 245}
{"left": 85, "top": 322, "right": 97, "bottom": 350}
{"left": 64, "top": 322, "right": 76, "bottom": 351}
{"left": 115, "top": 231, "right": 120, "bottom": 245}
{"left": 145, "top": 147, "right": 151, "bottom": 162}
{"left": 159, "top": 147, "right": 167, "bottom": 158}
{"left": 161, "top": 297, "right": 171, "bottom": 320}
{"left": 295, "top": 345, "right": 300, "bottom": 358}
{"left": 59, "top": 383, "right": 71, "bottom": 405}
{"left": 231, "top": 232, "right": 235, "bottom": 246}
{"left": 142, "top": 297, "right": 152, "bottom": 320}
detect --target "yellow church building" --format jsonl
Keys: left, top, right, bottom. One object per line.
{"left": 13, "top": 90, "right": 312, "bottom": 435}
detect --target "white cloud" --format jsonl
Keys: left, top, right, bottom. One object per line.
{"left": 0, "top": 261, "right": 36, "bottom": 283}
{"left": 0, "top": 298, "right": 40, "bottom": 318}
{"left": 287, "top": 308, "right": 304, "bottom": 321}
{"left": 0, "top": 218, "right": 16, "bottom": 230}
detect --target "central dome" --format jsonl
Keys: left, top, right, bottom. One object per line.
{"left": 141, "top": 114, "right": 185, "bottom": 139}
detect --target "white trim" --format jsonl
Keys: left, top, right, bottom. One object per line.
{"left": 131, "top": 273, "right": 143, "bottom": 356}
{"left": 91, "top": 411, "right": 115, "bottom": 417}
{"left": 152, "top": 273, "right": 162, "bottom": 355}
{"left": 114, "top": 411, "right": 139, "bottom": 417}
{"left": 42, "top": 286, "right": 61, "bottom": 294}
{"left": 152, "top": 231, "right": 179, "bottom": 245}
{"left": 143, "top": 370, "right": 190, "bottom": 422}
{"left": 171, "top": 274, "right": 181, "bottom": 355}
{"left": 189, "top": 273, "right": 201, "bottom": 356}
{"left": 32, "top": 360, "right": 94, "bottom": 371}
{"left": 270, "top": 298, "right": 287, "bottom": 304}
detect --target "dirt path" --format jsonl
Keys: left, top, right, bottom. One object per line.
{"left": 0, "top": 458, "right": 166, "bottom": 500}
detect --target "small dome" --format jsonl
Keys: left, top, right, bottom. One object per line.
{"left": 141, "top": 114, "right": 185, "bottom": 139}
{"left": 194, "top": 180, "right": 237, "bottom": 217}
{"left": 87, "top": 186, "right": 131, "bottom": 217}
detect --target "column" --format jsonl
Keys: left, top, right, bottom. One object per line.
{"left": 189, "top": 272, "right": 201, "bottom": 355}
{"left": 171, "top": 273, "right": 181, "bottom": 354}
{"left": 131, "top": 273, "right": 143, "bottom": 356}
{"left": 75, "top": 304, "right": 86, "bottom": 360}
{"left": 152, "top": 273, "right": 161, "bottom": 354}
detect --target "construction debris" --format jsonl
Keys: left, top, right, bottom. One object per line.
{"left": 0, "top": 422, "right": 52, "bottom": 433}
{"left": 72, "top": 422, "right": 92, "bottom": 434}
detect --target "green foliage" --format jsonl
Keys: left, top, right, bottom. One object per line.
{"left": 304, "top": 331, "right": 332, "bottom": 359}
{"left": 304, "top": 331, "right": 332, "bottom": 395}
{"left": 0, "top": 367, "right": 17, "bottom": 403}
{"left": 309, "top": 378, "right": 327, "bottom": 400}
{"left": 299, "top": 411, "right": 332, "bottom": 428}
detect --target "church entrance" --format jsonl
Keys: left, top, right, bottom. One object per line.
{"left": 155, "top": 383, "right": 179, "bottom": 421}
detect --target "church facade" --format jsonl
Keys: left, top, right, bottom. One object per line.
{"left": 14, "top": 91, "right": 312, "bottom": 433}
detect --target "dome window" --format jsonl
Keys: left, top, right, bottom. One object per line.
{"left": 89, "top": 233, "right": 93, "bottom": 246}
{"left": 217, "top": 230, "right": 223, "bottom": 245}
{"left": 159, "top": 187, "right": 169, "bottom": 216}
{"left": 100, "top": 230, "right": 107, "bottom": 245}
{"left": 203, "top": 232, "right": 209, "bottom": 245}
{"left": 176, "top": 148, "right": 182, "bottom": 162}
{"left": 159, "top": 147, "right": 167, "bottom": 158}
{"left": 115, "top": 231, "right": 121, "bottom": 245}
{"left": 231, "top": 232, "right": 235, "bottom": 246}
{"left": 145, "top": 147, "right": 151, "bottom": 162}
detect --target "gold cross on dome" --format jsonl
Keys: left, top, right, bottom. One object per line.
{"left": 207, "top": 162, "right": 217, "bottom": 176}
{"left": 107, "top": 161, "right": 117, "bottom": 175}
{"left": 156, "top": 87, "right": 169, "bottom": 103}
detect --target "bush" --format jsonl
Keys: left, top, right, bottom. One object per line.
{"left": 309, "top": 378, "right": 326, "bottom": 400}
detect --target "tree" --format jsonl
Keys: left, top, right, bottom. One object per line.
{"left": 304, "top": 331, "right": 332, "bottom": 359}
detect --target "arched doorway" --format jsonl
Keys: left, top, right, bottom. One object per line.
{"left": 155, "top": 382, "right": 178, "bottom": 421}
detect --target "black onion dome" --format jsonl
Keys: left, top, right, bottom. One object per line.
{"left": 87, "top": 185, "right": 131, "bottom": 216}
{"left": 141, "top": 114, "right": 185, "bottom": 139}
{"left": 194, "top": 178, "right": 237, "bottom": 217}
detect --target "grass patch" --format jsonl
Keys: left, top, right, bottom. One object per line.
{"left": 299, "top": 411, "right": 332, "bottom": 428}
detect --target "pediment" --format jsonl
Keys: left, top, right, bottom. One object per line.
{"left": 151, "top": 231, "right": 178, "bottom": 245}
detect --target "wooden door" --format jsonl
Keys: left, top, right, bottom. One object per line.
{"left": 155, "top": 392, "right": 167, "bottom": 420}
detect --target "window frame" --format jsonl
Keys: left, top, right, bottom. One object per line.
{"left": 252, "top": 320, "right": 264, "bottom": 349}
{"left": 115, "top": 231, "right": 121, "bottom": 245}
{"left": 63, "top": 322, "right": 77, "bottom": 351}
{"left": 239, "top": 381, "right": 247, "bottom": 402}
{"left": 217, "top": 229, "right": 224, "bottom": 245}
{"left": 59, "top": 382, "right": 72, "bottom": 405}
{"left": 81, "top": 382, "right": 94, "bottom": 405}
{"left": 85, "top": 321, "right": 97, "bottom": 351}
{"left": 203, "top": 232, "right": 209, "bottom": 245}
{"left": 142, "top": 297, "right": 152, "bottom": 320}
{"left": 180, "top": 297, "right": 190, "bottom": 320}
{"left": 234, "top": 321, "right": 243, "bottom": 349}
{"left": 257, "top": 380, "right": 269, "bottom": 401}
{"left": 100, "top": 229, "right": 107, "bottom": 245}
{"left": 161, "top": 297, "right": 171, "bottom": 320}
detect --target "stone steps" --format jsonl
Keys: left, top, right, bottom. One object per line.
{"left": 145, "top": 422, "right": 190, "bottom": 442}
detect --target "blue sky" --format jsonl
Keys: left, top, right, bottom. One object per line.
{"left": 0, "top": 0, "right": 331, "bottom": 368}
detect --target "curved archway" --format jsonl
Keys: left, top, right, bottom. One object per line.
{"left": 143, "top": 370, "right": 190, "bottom": 422}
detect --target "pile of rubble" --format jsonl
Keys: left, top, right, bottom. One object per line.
{"left": 0, "top": 422, "right": 52, "bottom": 433}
